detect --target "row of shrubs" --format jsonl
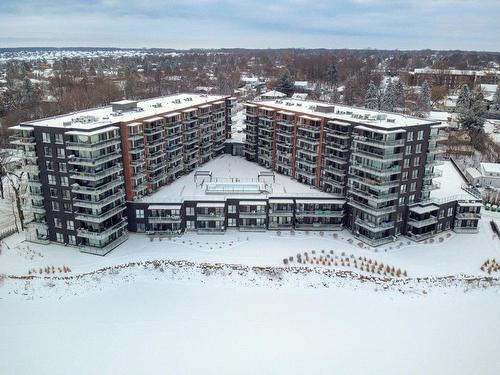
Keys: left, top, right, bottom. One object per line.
{"left": 28, "top": 266, "right": 72, "bottom": 275}
{"left": 480, "top": 259, "right": 499, "bottom": 274}
{"left": 282, "top": 250, "right": 408, "bottom": 277}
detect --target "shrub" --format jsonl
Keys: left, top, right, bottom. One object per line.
{"left": 283, "top": 258, "right": 289, "bottom": 265}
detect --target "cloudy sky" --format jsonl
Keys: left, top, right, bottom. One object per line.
{"left": 0, "top": 0, "right": 498, "bottom": 51}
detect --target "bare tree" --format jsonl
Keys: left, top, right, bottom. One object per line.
{"left": 6, "top": 171, "right": 26, "bottom": 231}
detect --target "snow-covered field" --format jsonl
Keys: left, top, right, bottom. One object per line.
{"left": 1, "top": 210, "right": 499, "bottom": 373}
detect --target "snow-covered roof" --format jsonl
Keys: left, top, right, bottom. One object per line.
{"left": 252, "top": 99, "right": 438, "bottom": 129}
{"left": 430, "top": 161, "right": 476, "bottom": 200}
{"left": 19, "top": 93, "right": 228, "bottom": 130}
{"left": 138, "top": 154, "right": 332, "bottom": 203}
{"left": 413, "top": 68, "right": 500, "bottom": 76}
{"left": 481, "top": 163, "right": 500, "bottom": 175}
{"left": 261, "top": 90, "right": 286, "bottom": 98}
{"left": 465, "top": 167, "right": 482, "bottom": 179}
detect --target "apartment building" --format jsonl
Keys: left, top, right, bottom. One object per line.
{"left": 405, "top": 68, "right": 500, "bottom": 89}
{"left": 243, "top": 98, "right": 481, "bottom": 246}
{"left": 10, "top": 93, "right": 233, "bottom": 255}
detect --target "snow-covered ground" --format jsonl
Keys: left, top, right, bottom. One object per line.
{"left": 484, "top": 118, "right": 500, "bottom": 144}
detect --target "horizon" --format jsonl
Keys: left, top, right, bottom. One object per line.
{"left": 0, "top": 0, "right": 499, "bottom": 52}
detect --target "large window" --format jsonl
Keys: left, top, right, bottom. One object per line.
{"left": 186, "top": 207, "right": 195, "bottom": 216}
{"left": 42, "top": 132, "right": 51, "bottom": 143}
{"left": 48, "top": 174, "right": 56, "bottom": 185}
{"left": 55, "top": 134, "right": 64, "bottom": 144}
{"left": 136, "top": 209, "right": 144, "bottom": 219}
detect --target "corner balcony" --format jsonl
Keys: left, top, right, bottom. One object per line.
{"left": 354, "top": 232, "right": 394, "bottom": 247}
{"left": 75, "top": 205, "right": 126, "bottom": 224}
{"left": 68, "top": 151, "right": 122, "bottom": 167}
{"left": 79, "top": 232, "right": 128, "bottom": 256}
{"left": 353, "top": 135, "right": 405, "bottom": 148}
{"left": 355, "top": 218, "right": 395, "bottom": 233}
{"left": 10, "top": 135, "right": 35, "bottom": 146}
{"left": 77, "top": 219, "right": 128, "bottom": 241}
{"left": 71, "top": 177, "right": 124, "bottom": 196}
{"left": 73, "top": 190, "right": 125, "bottom": 210}
{"left": 407, "top": 216, "right": 438, "bottom": 228}
{"left": 26, "top": 219, "right": 48, "bottom": 231}
{"left": 349, "top": 186, "right": 399, "bottom": 204}
{"left": 70, "top": 165, "right": 123, "bottom": 182}
{"left": 348, "top": 199, "right": 397, "bottom": 216}
{"left": 66, "top": 138, "right": 121, "bottom": 151}
{"left": 421, "top": 182, "right": 441, "bottom": 192}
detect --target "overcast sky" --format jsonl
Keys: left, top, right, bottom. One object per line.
{"left": 0, "top": 0, "right": 498, "bottom": 51}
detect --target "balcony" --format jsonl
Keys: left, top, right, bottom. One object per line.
{"left": 71, "top": 177, "right": 124, "bottom": 196}
{"left": 295, "top": 222, "right": 342, "bottom": 230}
{"left": 455, "top": 212, "right": 481, "bottom": 220}
{"left": 239, "top": 224, "right": 267, "bottom": 232}
{"left": 68, "top": 151, "right": 122, "bottom": 167}
{"left": 239, "top": 211, "right": 267, "bottom": 219}
{"left": 355, "top": 218, "right": 395, "bottom": 233}
{"left": 453, "top": 226, "right": 479, "bottom": 234}
{"left": 79, "top": 232, "right": 128, "bottom": 256}
{"left": 197, "top": 213, "right": 225, "bottom": 221}
{"left": 350, "top": 162, "right": 401, "bottom": 177}
{"left": 407, "top": 230, "right": 437, "bottom": 242}
{"left": 348, "top": 199, "right": 397, "bottom": 216}
{"left": 149, "top": 215, "right": 182, "bottom": 223}
{"left": 70, "top": 165, "right": 122, "bottom": 182}
{"left": 26, "top": 220, "right": 48, "bottom": 231}
{"left": 407, "top": 216, "right": 438, "bottom": 228}
{"left": 75, "top": 205, "right": 126, "bottom": 224}
{"left": 295, "top": 210, "right": 344, "bottom": 218}
{"left": 77, "top": 220, "right": 128, "bottom": 241}
{"left": 421, "top": 182, "right": 441, "bottom": 192}
{"left": 268, "top": 209, "right": 294, "bottom": 217}
{"left": 66, "top": 138, "right": 121, "bottom": 151}
{"left": 353, "top": 135, "right": 405, "bottom": 148}
{"left": 355, "top": 232, "right": 394, "bottom": 246}
{"left": 73, "top": 190, "right": 125, "bottom": 210}
{"left": 10, "top": 135, "right": 35, "bottom": 146}
{"left": 351, "top": 148, "right": 403, "bottom": 161}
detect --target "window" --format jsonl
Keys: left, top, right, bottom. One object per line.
{"left": 68, "top": 235, "right": 76, "bottom": 245}
{"left": 42, "top": 132, "right": 51, "bottom": 143}
{"left": 66, "top": 220, "right": 74, "bottom": 230}
{"left": 228, "top": 205, "right": 236, "bottom": 214}
{"left": 44, "top": 147, "right": 52, "bottom": 157}
{"left": 447, "top": 207, "right": 453, "bottom": 217}
{"left": 415, "top": 143, "right": 422, "bottom": 154}
{"left": 56, "top": 233, "right": 64, "bottom": 243}
{"left": 399, "top": 197, "right": 405, "bottom": 205}
{"left": 439, "top": 210, "right": 445, "bottom": 219}
{"left": 186, "top": 207, "right": 195, "bottom": 216}
{"left": 405, "top": 145, "right": 411, "bottom": 155}
{"left": 413, "top": 157, "right": 420, "bottom": 167}
{"left": 62, "top": 190, "right": 71, "bottom": 200}
{"left": 400, "top": 184, "right": 407, "bottom": 193}
{"left": 45, "top": 161, "right": 54, "bottom": 170}
{"left": 445, "top": 221, "right": 451, "bottom": 230}
{"left": 55, "top": 134, "right": 64, "bottom": 144}
{"left": 54, "top": 218, "right": 62, "bottom": 228}
{"left": 186, "top": 220, "right": 195, "bottom": 229}
{"left": 50, "top": 188, "right": 58, "bottom": 198}
{"left": 417, "top": 130, "right": 424, "bottom": 140}
{"left": 52, "top": 201, "right": 60, "bottom": 211}
{"left": 48, "top": 174, "right": 56, "bottom": 185}
{"left": 59, "top": 162, "right": 67, "bottom": 172}
{"left": 397, "top": 212, "right": 403, "bottom": 222}
{"left": 63, "top": 202, "right": 72, "bottom": 212}
{"left": 61, "top": 176, "right": 69, "bottom": 187}
{"left": 410, "top": 182, "right": 416, "bottom": 192}
{"left": 412, "top": 170, "right": 418, "bottom": 179}
{"left": 407, "top": 132, "right": 413, "bottom": 142}
{"left": 136, "top": 209, "right": 144, "bottom": 219}
{"left": 57, "top": 148, "right": 65, "bottom": 158}
{"left": 403, "top": 159, "right": 410, "bottom": 168}
{"left": 408, "top": 194, "right": 415, "bottom": 203}
{"left": 228, "top": 218, "right": 237, "bottom": 227}
{"left": 402, "top": 171, "right": 408, "bottom": 181}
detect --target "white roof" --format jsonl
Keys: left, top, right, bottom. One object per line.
{"left": 239, "top": 201, "right": 267, "bottom": 206}
{"left": 409, "top": 204, "right": 439, "bottom": 214}
{"left": 253, "top": 99, "right": 436, "bottom": 129}
{"left": 65, "top": 126, "right": 119, "bottom": 136}
{"left": 481, "top": 163, "right": 500, "bottom": 174}
{"left": 196, "top": 202, "right": 225, "bottom": 208}
{"left": 261, "top": 90, "right": 286, "bottom": 98}
{"left": 465, "top": 167, "right": 482, "bottom": 179}
{"left": 268, "top": 199, "right": 294, "bottom": 204}
{"left": 20, "top": 93, "right": 227, "bottom": 130}
{"left": 295, "top": 199, "right": 345, "bottom": 205}
{"left": 149, "top": 204, "right": 181, "bottom": 210}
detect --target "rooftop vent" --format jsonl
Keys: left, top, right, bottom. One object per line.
{"left": 315, "top": 104, "right": 335, "bottom": 113}
{"left": 152, "top": 103, "right": 162, "bottom": 108}
{"left": 111, "top": 99, "right": 138, "bottom": 112}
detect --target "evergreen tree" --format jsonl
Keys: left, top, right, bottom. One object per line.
{"left": 456, "top": 84, "right": 471, "bottom": 111}
{"left": 326, "top": 58, "right": 338, "bottom": 87}
{"left": 381, "top": 80, "right": 396, "bottom": 112}
{"left": 277, "top": 69, "right": 294, "bottom": 97}
{"left": 364, "top": 82, "right": 379, "bottom": 110}
{"left": 415, "top": 81, "right": 432, "bottom": 116}
{"left": 393, "top": 79, "right": 405, "bottom": 110}
{"left": 458, "top": 91, "right": 485, "bottom": 132}
{"left": 491, "top": 85, "right": 500, "bottom": 112}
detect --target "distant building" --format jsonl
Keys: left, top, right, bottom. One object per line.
{"left": 407, "top": 68, "right": 500, "bottom": 89}
{"left": 261, "top": 90, "right": 286, "bottom": 100}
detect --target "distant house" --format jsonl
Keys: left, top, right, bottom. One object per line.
{"left": 291, "top": 93, "right": 308, "bottom": 100}
{"left": 261, "top": 90, "right": 286, "bottom": 100}
{"left": 465, "top": 163, "right": 500, "bottom": 188}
